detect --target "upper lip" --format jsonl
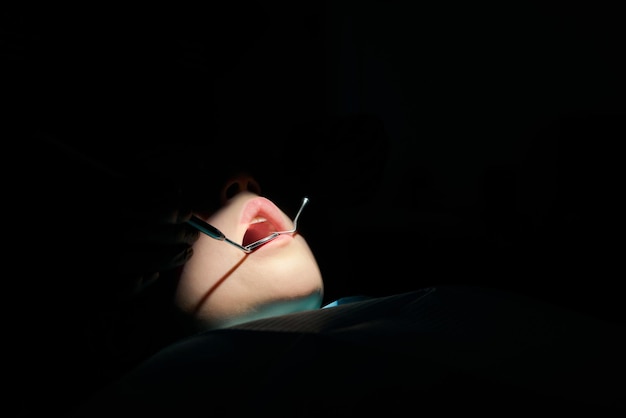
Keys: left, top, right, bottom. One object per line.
{"left": 240, "top": 196, "right": 291, "bottom": 234}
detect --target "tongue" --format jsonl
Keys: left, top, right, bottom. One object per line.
{"left": 243, "top": 222, "right": 276, "bottom": 246}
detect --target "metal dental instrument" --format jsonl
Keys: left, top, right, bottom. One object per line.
{"left": 187, "top": 197, "right": 309, "bottom": 253}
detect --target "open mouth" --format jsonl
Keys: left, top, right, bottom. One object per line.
{"left": 240, "top": 197, "right": 291, "bottom": 247}
{"left": 188, "top": 195, "right": 307, "bottom": 253}
{"left": 242, "top": 217, "right": 280, "bottom": 247}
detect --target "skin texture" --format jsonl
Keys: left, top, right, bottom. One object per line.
{"left": 175, "top": 190, "right": 324, "bottom": 329}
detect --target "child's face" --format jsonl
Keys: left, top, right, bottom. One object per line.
{"left": 175, "top": 190, "right": 324, "bottom": 329}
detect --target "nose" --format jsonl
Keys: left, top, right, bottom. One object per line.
{"left": 221, "top": 173, "right": 262, "bottom": 204}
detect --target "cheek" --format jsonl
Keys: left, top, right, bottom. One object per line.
{"left": 174, "top": 235, "right": 246, "bottom": 313}
{"left": 175, "top": 234, "right": 324, "bottom": 324}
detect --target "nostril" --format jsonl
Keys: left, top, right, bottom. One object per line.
{"left": 224, "top": 182, "right": 240, "bottom": 200}
{"left": 220, "top": 173, "right": 262, "bottom": 204}
{"left": 246, "top": 177, "right": 261, "bottom": 195}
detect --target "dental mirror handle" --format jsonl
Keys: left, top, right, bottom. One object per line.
{"left": 187, "top": 216, "right": 226, "bottom": 241}
{"left": 187, "top": 216, "right": 252, "bottom": 253}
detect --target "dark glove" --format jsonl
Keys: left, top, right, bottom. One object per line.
{"left": 111, "top": 177, "right": 200, "bottom": 298}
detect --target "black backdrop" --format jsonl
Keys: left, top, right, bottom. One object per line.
{"left": 3, "top": 3, "right": 625, "bottom": 414}
{"left": 5, "top": 1, "right": 625, "bottom": 317}
{"left": 6, "top": 2, "right": 626, "bottom": 310}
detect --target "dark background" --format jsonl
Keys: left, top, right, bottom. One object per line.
{"left": 2, "top": 2, "right": 625, "bottom": 414}
{"left": 5, "top": 1, "right": 625, "bottom": 317}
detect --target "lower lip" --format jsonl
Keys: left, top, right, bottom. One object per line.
{"left": 253, "top": 234, "right": 292, "bottom": 252}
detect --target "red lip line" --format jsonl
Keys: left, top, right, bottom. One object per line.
{"left": 241, "top": 197, "right": 291, "bottom": 232}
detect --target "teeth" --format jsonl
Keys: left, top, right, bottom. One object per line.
{"left": 250, "top": 216, "right": 267, "bottom": 224}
